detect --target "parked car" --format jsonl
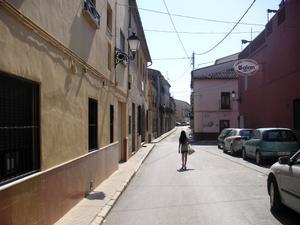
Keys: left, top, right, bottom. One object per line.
{"left": 267, "top": 150, "right": 300, "bottom": 214}
{"left": 223, "top": 129, "right": 254, "bottom": 155}
{"left": 242, "top": 128, "right": 300, "bottom": 165}
{"left": 217, "top": 128, "right": 234, "bottom": 149}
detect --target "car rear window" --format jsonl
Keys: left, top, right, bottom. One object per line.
{"left": 263, "top": 130, "right": 297, "bottom": 142}
{"left": 220, "top": 129, "right": 232, "bottom": 137}
{"left": 240, "top": 130, "right": 253, "bottom": 137}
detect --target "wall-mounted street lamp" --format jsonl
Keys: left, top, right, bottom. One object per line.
{"left": 115, "top": 32, "right": 140, "bottom": 67}
{"left": 241, "top": 39, "right": 252, "bottom": 45}
{"left": 231, "top": 91, "right": 241, "bottom": 103}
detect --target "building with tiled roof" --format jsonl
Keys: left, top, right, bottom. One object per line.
{"left": 190, "top": 54, "right": 239, "bottom": 140}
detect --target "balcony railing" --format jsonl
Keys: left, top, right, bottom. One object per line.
{"left": 83, "top": 0, "right": 100, "bottom": 29}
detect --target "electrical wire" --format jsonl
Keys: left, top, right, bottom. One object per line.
{"left": 116, "top": 3, "right": 264, "bottom": 26}
{"left": 170, "top": 64, "right": 193, "bottom": 82}
{"left": 152, "top": 56, "right": 191, "bottom": 60}
{"left": 162, "top": 0, "right": 190, "bottom": 59}
{"left": 195, "top": 0, "right": 257, "bottom": 56}
{"left": 144, "top": 29, "right": 261, "bottom": 35}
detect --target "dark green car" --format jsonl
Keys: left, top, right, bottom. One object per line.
{"left": 242, "top": 128, "right": 300, "bottom": 165}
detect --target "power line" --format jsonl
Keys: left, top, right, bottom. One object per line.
{"left": 117, "top": 3, "right": 264, "bottom": 27}
{"left": 196, "top": 61, "right": 215, "bottom": 68}
{"left": 152, "top": 57, "right": 191, "bottom": 61}
{"left": 162, "top": 0, "right": 190, "bottom": 59}
{"left": 144, "top": 29, "right": 261, "bottom": 35}
{"left": 195, "top": 0, "right": 257, "bottom": 56}
{"left": 170, "top": 64, "right": 193, "bottom": 82}
{"left": 172, "top": 81, "right": 237, "bottom": 94}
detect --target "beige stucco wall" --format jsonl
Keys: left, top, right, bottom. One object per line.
{"left": 193, "top": 79, "right": 239, "bottom": 133}
{"left": 0, "top": 0, "right": 125, "bottom": 170}
{"left": 0, "top": 0, "right": 152, "bottom": 223}
{"left": 0, "top": 0, "right": 131, "bottom": 223}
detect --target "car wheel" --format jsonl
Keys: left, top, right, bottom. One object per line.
{"left": 230, "top": 144, "right": 235, "bottom": 156}
{"left": 269, "top": 178, "right": 282, "bottom": 213}
{"left": 256, "top": 151, "right": 263, "bottom": 165}
{"left": 223, "top": 148, "right": 227, "bottom": 153}
{"left": 242, "top": 148, "right": 247, "bottom": 160}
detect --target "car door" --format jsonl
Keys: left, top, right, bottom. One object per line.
{"left": 224, "top": 130, "right": 237, "bottom": 150}
{"left": 278, "top": 152, "right": 300, "bottom": 212}
{"left": 246, "top": 130, "right": 260, "bottom": 158}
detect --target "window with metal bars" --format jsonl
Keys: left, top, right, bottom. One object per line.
{"left": 110, "top": 105, "right": 114, "bottom": 143}
{"left": 0, "top": 73, "right": 40, "bottom": 185}
{"left": 221, "top": 92, "right": 231, "bottom": 110}
{"left": 88, "top": 98, "right": 98, "bottom": 151}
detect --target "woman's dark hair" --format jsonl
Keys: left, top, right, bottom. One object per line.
{"left": 179, "top": 131, "right": 187, "bottom": 144}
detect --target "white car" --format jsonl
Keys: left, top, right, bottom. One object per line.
{"left": 267, "top": 150, "right": 300, "bottom": 214}
{"left": 223, "top": 129, "right": 253, "bottom": 156}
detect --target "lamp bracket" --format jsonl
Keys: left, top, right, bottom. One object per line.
{"left": 115, "top": 48, "right": 129, "bottom": 67}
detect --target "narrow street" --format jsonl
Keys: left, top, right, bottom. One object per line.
{"left": 103, "top": 128, "right": 300, "bottom": 225}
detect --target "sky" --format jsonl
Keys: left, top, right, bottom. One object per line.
{"left": 134, "top": 0, "right": 282, "bottom": 103}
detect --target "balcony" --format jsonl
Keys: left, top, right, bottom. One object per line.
{"left": 83, "top": 0, "right": 101, "bottom": 29}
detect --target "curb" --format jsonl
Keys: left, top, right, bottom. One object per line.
{"left": 90, "top": 127, "right": 177, "bottom": 225}
{"left": 151, "top": 127, "right": 177, "bottom": 143}
{"left": 90, "top": 144, "right": 155, "bottom": 225}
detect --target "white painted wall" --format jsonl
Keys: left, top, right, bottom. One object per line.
{"left": 193, "top": 79, "right": 239, "bottom": 133}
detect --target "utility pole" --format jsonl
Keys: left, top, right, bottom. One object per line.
{"left": 192, "top": 51, "right": 195, "bottom": 70}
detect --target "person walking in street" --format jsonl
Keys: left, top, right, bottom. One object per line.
{"left": 178, "top": 130, "right": 189, "bottom": 170}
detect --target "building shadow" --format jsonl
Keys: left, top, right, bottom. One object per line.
{"left": 242, "top": 158, "right": 274, "bottom": 169}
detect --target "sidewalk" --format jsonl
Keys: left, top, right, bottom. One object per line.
{"left": 54, "top": 128, "right": 176, "bottom": 225}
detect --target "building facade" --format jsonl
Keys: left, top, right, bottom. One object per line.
{"left": 148, "top": 68, "right": 175, "bottom": 138}
{"left": 175, "top": 99, "right": 191, "bottom": 124}
{"left": 238, "top": 0, "right": 300, "bottom": 138}
{"left": 191, "top": 54, "right": 239, "bottom": 140}
{"left": 0, "top": 0, "right": 150, "bottom": 224}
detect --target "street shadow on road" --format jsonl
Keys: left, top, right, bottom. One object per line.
{"left": 241, "top": 158, "right": 273, "bottom": 169}
{"left": 85, "top": 191, "right": 106, "bottom": 200}
{"left": 190, "top": 140, "right": 218, "bottom": 146}
{"left": 271, "top": 207, "right": 300, "bottom": 225}
{"left": 177, "top": 168, "right": 195, "bottom": 172}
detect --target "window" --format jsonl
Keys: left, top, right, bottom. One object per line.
{"left": 293, "top": 153, "right": 300, "bottom": 166}
{"left": 221, "top": 92, "right": 231, "bottom": 109}
{"left": 120, "top": 30, "right": 125, "bottom": 52}
{"left": 110, "top": 105, "right": 114, "bottom": 143}
{"left": 106, "top": 3, "right": 112, "bottom": 35}
{"left": 128, "top": 115, "right": 131, "bottom": 135}
{"left": 83, "top": 0, "right": 101, "bottom": 29}
{"left": 146, "top": 110, "right": 149, "bottom": 131}
{"left": 0, "top": 73, "right": 40, "bottom": 185}
{"left": 107, "top": 42, "right": 112, "bottom": 71}
{"left": 239, "top": 130, "right": 253, "bottom": 138}
{"left": 88, "top": 98, "right": 98, "bottom": 151}
{"left": 251, "top": 130, "right": 261, "bottom": 139}
{"left": 263, "top": 130, "right": 297, "bottom": 142}
{"left": 138, "top": 106, "right": 141, "bottom": 135}
{"left": 294, "top": 99, "right": 300, "bottom": 129}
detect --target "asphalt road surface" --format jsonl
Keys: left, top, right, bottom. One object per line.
{"left": 103, "top": 127, "right": 300, "bottom": 225}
